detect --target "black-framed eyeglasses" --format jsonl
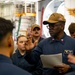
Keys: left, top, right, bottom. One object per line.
{"left": 46, "top": 23, "right": 61, "bottom": 29}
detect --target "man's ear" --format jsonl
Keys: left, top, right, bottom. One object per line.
{"left": 7, "top": 35, "right": 12, "bottom": 47}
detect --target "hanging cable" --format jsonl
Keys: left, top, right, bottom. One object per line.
{"left": 17, "top": 15, "right": 22, "bottom": 36}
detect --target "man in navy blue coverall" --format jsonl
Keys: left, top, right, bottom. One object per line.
{"left": 0, "top": 17, "right": 31, "bottom": 75}
{"left": 25, "top": 13, "right": 75, "bottom": 75}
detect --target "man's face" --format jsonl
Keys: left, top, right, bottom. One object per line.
{"left": 17, "top": 37, "right": 27, "bottom": 51}
{"left": 47, "top": 22, "right": 64, "bottom": 38}
{"left": 31, "top": 27, "right": 41, "bottom": 37}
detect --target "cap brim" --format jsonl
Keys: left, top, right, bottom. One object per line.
{"left": 43, "top": 21, "right": 50, "bottom": 25}
{"left": 31, "top": 26, "right": 40, "bottom": 31}
{"left": 34, "top": 26, "right": 40, "bottom": 29}
{"left": 43, "top": 20, "right": 58, "bottom": 25}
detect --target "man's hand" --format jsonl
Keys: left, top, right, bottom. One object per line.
{"left": 68, "top": 54, "right": 75, "bottom": 64}
{"left": 25, "top": 36, "right": 39, "bottom": 51}
{"left": 25, "top": 36, "right": 35, "bottom": 51}
{"left": 54, "top": 63, "right": 71, "bottom": 73}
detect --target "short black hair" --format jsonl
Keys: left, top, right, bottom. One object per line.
{"left": 17, "top": 35, "right": 26, "bottom": 42}
{"left": 68, "top": 23, "right": 75, "bottom": 34}
{"left": 0, "top": 17, "right": 15, "bottom": 41}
